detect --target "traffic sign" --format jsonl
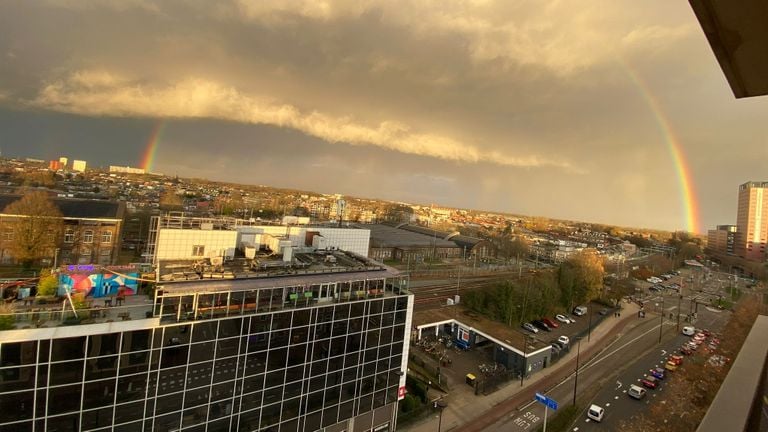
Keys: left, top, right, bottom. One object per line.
{"left": 535, "top": 393, "right": 559, "bottom": 411}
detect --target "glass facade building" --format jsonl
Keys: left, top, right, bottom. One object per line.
{"left": 0, "top": 268, "right": 412, "bottom": 432}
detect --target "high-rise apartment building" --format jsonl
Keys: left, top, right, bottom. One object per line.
{"left": 736, "top": 181, "right": 768, "bottom": 261}
{"left": 707, "top": 225, "right": 737, "bottom": 255}
{"left": 0, "top": 251, "right": 412, "bottom": 432}
{"left": 72, "top": 160, "right": 87, "bottom": 172}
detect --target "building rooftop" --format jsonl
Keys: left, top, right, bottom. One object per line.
{"left": 0, "top": 194, "right": 124, "bottom": 219}
{"left": 157, "top": 250, "right": 393, "bottom": 284}
{"left": 412, "top": 306, "right": 548, "bottom": 353}
{"left": 366, "top": 223, "right": 458, "bottom": 249}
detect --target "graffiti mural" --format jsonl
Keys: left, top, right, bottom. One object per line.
{"left": 58, "top": 265, "right": 139, "bottom": 298}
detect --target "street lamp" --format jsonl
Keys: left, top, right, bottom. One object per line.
{"left": 658, "top": 295, "right": 665, "bottom": 344}
{"left": 434, "top": 398, "right": 447, "bottom": 432}
{"left": 572, "top": 337, "right": 582, "bottom": 406}
{"left": 520, "top": 334, "right": 530, "bottom": 387}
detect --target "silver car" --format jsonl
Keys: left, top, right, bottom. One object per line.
{"left": 522, "top": 322, "right": 539, "bottom": 334}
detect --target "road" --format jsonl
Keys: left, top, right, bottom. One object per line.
{"left": 487, "top": 290, "right": 729, "bottom": 432}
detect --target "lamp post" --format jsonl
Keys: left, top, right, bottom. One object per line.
{"left": 572, "top": 337, "right": 582, "bottom": 406}
{"left": 658, "top": 295, "right": 665, "bottom": 344}
{"left": 587, "top": 307, "right": 593, "bottom": 342}
{"left": 434, "top": 398, "right": 447, "bottom": 432}
{"left": 520, "top": 334, "right": 529, "bottom": 387}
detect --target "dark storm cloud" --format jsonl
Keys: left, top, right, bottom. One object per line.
{"left": 0, "top": 0, "right": 766, "bottom": 231}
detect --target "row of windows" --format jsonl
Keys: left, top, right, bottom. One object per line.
{"left": 63, "top": 230, "right": 112, "bottom": 244}
{"left": 0, "top": 312, "right": 407, "bottom": 369}
{"left": 0, "top": 383, "right": 397, "bottom": 432}
{"left": 0, "top": 340, "right": 403, "bottom": 395}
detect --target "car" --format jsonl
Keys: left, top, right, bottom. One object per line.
{"left": 664, "top": 361, "right": 678, "bottom": 371}
{"left": 682, "top": 326, "right": 696, "bottom": 336}
{"left": 684, "top": 341, "right": 699, "bottom": 351}
{"left": 573, "top": 306, "right": 587, "bottom": 316}
{"left": 541, "top": 318, "right": 560, "bottom": 329}
{"left": 680, "top": 346, "right": 694, "bottom": 356}
{"left": 555, "top": 314, "right": 571, "bottom": 324}
{"left": 650, "top": 368, "right": 665, "bottom": 380}
{"left": 522, "top": 322, "right": 539, "bottom": 334}
{"left": 669, "top": 355, "right": 683, "bottom": 366}
{"left": 649, "top": 285, "right": 661, "bottom": 292}
{"left": 599, "top": 308, "right": 609, "bottom": 316}
{"left": 557, "top": 335, "right": 570, "bottom": 346}
{"left": 628, "top": 384, "right": 647, "bottom": 399}
{"left": 532, "top": 320, "right": 552, "bottom": 332}
{"left": 587, "top": 404, "right": 605, "bottom": 422}
{"left": 694, "top": 333, "right": 707, "bottom": 342}
{"left": 550, "top": 343, "right": 562, "bottom": 354}
{"left": 641, "top": 375, "right": 658, "bottom": 389}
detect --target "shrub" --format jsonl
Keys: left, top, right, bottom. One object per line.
{"left": 400, "top": 394, "right": 418, "bottom": 413}
{"left": 37, "top": 274, "right": 59, "bottom": 297}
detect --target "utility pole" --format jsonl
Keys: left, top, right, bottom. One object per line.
{"left": 676, "top": 294, "right": 682, "bottom": 331}
{"left": 520, "top": 335, "right": 528, "bottom": 387}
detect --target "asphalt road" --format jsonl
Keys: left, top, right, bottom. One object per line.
{"left": 488, "top": 291, "right": 730, "bottom": 432}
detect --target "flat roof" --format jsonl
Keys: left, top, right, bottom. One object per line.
{"left": 158, "top": 250, "right": 393, "bottom": 283}
{"left": 413, "top": 307, "right": 548, "bottom": 353}
{"left": 159, "top": 266, "right": 403, "bottom": 294}
{"left": 366, "top": 224, "right": 458, "bottom": 248}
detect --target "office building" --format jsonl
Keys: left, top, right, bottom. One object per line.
{"left": 72, "top": 160, "right": 87, "bottom": 172}
{"left": 707, "top": 225, "right": 737, "bottom": 255}
{"left": 0, "top": 250, "right": 412, "bottom": 431}
{"left": 736, "top": 182, "right": 768, "bottom": 261}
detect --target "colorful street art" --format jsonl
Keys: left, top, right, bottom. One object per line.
{"left": 58, "top": 266, "right": 139, "bottom": 298}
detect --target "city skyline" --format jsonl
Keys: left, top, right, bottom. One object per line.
{"left": 2, "top": 1, "right": 768, "bottom": 233}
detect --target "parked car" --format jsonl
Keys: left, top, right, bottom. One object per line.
{"left": 628, "top": 384, "right": 647, "bottom": 399}
{"left": 522, "top": 322, "right": 539, "bottom": 334}
{"left": 573, "top": 306, "right": 588, "bottom": 316}
{"left": 555, "top": 314, "right": 571, "bottom": 324}
{"left": 541, "top": 318, "right": 560, "bottom": 329}
{"left": 532, "top": 320, "right": 552, "bottom": 332}
{"left": 650, "top": 368, "right": 665, "bottom": 380}
{"left": 680, "top": 346, "right": 694, "bottom": 356}
{"left": 550, "top": 343, "right": 562, "bottom": 354}
{"left": 664, "top": 361, "right": 678, "bottom": 372}
{"left": 587, "top": 405, "right": 605, "bottom": 422}
{"left": 599, "top": 308, "right": 609, "bottom": 316}
{"left": 668, "top": 355, "right": 683, "bottom": 366}
{"left": 682, "top": 326, "right": 696, "bottom": 336}
{"left": 641, "top": 376, "right": 658, "bottom": 389}
{"left": 557, "top": 335, "right": 570, "bottom": 346}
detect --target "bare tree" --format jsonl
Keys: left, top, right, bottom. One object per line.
{"left": 3, "top": 191, "right": 63, "bottom": 267}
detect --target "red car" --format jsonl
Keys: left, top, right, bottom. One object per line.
{"left": 641, "top": 376, "right": 658, "bottom": 389}
{"left": 668, "top": 355, "right": 683, "bottom": 366}
{"left": 541, "top": 318, "right": 560, "bottom": 329}
{"left": 680, "top": 346, "right": 694, "bottom": 356}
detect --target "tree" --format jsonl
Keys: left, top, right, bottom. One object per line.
{"left": 37, "top": 272, "right": 59, "bottom": 297}
{"left": 4, "top": 191, "right": 63, "bottom": 267}
{"left": 558, "top": 250, "right": 605, "bottom": 309}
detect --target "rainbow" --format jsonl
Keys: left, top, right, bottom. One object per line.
{"left": 620, "top": 60, "right": 702, "bottom": 234}
{"left": 141, "top": 121, "right": 164, "bottom": 172}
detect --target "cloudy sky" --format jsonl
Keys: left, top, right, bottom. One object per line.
{"left": 1, "top": 1, "right": 766, "bottom": 232}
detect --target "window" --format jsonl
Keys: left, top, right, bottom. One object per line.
{"left": 101, "top": 230, "right": 112, "bottom": 243}
{"left": 2, "top": 229, "right": 12, "bottom": 241}
{"left": 84, "top": 230, "right": 94, "bottom": 243}
{"left": 64, "top": 229, "right": 75, "bottom": 243}
{"left": 100, "top": 249, "right": 111, "bottom": 256}
{"left": 192, "top": 245, "right": 205, "bottom": 256}
{"left": 82, "top": 247, "right": 92, "bottom": 256}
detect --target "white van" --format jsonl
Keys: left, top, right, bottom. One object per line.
{"left": 573, "top": 306, "right": 588, "bottom": 316}
{"left": 587, "top": 404, "right": 605, "bottom": 422}
{"left": 682, "top": 326, "right": 696, "bottom": 336}
{"left": 628, "top": 384, "right": 647, "bottom": 400}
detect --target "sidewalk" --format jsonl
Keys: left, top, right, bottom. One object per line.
{"left": 402, "top": 302, "right": 641, "bottom": 432}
